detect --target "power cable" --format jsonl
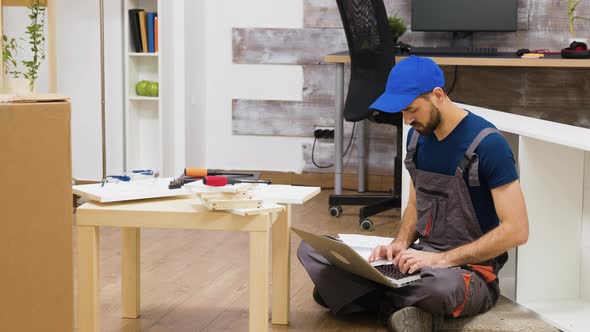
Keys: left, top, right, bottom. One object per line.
{"left": 311, "top": 122, "right": 356, "bottom": 168}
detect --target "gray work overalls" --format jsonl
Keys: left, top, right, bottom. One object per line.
{"left": 297, "top": 127, "right": 507, "bottom": 318}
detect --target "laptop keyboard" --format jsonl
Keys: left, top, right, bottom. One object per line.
{"left": 375, "top": 264, "right": 419, "bottom": 280}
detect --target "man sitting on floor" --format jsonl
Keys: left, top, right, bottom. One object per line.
{"left": 297, "top": 56, "right": 529, "bottom": 332}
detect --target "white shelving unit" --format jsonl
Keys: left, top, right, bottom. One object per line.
{"left": 123, "top": 0, "right": 185, "bottom": 177}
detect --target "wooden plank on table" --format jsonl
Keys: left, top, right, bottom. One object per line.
{"left": 232, "top": 28, "right": 346, "bottom": 65}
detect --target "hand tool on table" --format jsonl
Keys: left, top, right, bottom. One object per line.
{"left": 168, "top": 168, "right": 257, "bottom": 189}
{"left": 202, "top": 175, "right": 271, "bottom": 187}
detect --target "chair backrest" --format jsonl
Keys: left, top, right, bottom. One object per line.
{"left": 335, "top": 0, "right": 397, "bottom": 123}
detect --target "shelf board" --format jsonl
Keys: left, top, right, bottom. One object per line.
{"left": 129, "top": 96, "right": 159, "bottom": 101}
{"left": 128, "top": 52, "right": 159, "bottom": 57}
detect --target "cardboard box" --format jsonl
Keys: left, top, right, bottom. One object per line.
{"left": 0, "top": 101, "right": 73, "bottom": 331}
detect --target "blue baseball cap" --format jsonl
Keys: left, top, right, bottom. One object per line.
{"left": 369, "top": 55, "right": 445, "bottom": 114}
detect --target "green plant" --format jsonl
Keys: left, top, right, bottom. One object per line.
{"left": 563, "top": 0, "right": 590, "bottom": 38}
{"left": 21, "top": 0, "right": 47, "bottom": 91}
{"left": 388, "top": 15, "right": 407, "bottom": 42}
{"left": 2, "top": 34, "right": 22, "bottom": 78}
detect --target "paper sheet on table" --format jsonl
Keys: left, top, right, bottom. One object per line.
{"left": 337, "top": 233, "right": 394, "bottom": 265}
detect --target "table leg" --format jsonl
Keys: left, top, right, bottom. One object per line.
{"left": 77, "top": 225, "right": 100, "bottom": 332}
{"left": 250, "top": 229, "right": 270, "bottom": 331}
{"left": 122, "top": 227, "right": 140, "bottom": 318}
{"left": 335, "top": 63, "right": 344, "bottom": 195}
{"left": 271, "top": 206, "right": 291, "bottom": 325}
{"left": 358, "top": 119, "right": 367, "bottom": 192}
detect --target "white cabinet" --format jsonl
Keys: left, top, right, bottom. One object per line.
{"left": 123, "top": 0, "right": 185, "bottom": 177}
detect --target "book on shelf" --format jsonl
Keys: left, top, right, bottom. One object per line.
{"left": 154, "top": 13, "right": 159, "bottom": 52}
{"left": 154, "top": 15, "right": 159, "bottom": 52}
{"left": 128, "top": 9, "right": 143, "bottom": 52}
{"left": 138, "top": 11, "right": 148, "bottom": 53}
{"left": 129, "top": 9, "right": 158, "bottom": 53}
{"left": 147, "top": 12, "right": 156, "bottom": 53}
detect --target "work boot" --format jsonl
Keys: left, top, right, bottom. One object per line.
{"left": 312, "top": 286, "right": 329, "bottom": 308}
{"left": 388, "top": 306, "right": 440, "bottom": 332}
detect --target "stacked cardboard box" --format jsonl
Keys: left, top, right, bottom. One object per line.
{"left": 0, "top": 100, "right": 73, "bottom": 331}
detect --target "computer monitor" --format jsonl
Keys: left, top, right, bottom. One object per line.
{"left": 411, "top": 0, "right": 518, "bottom": 48}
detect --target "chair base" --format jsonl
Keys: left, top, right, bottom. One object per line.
{"left": 329, "top": 193, "right": 401, "bottom": 230}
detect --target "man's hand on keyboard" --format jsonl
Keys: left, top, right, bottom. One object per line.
{"left": 396, "top": 250, "right": 452, "bottom": 274}
{"left": 368, "top": 242, "right": 405, "bottom": 263}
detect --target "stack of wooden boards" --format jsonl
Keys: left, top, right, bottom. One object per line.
{"left": 188, "top": 182, "right": 286, "bottom": 216}
{"left": 195, "top": 184, "right": 262, "bottom": 210}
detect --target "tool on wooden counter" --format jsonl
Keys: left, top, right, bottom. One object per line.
{"left": 169, "top": 168, "right": 258, "bottom": 189}
{"left": 184, "top": 168, "right": 255, "bottom": 177}
{"left": 101, "top": 169, "right": 159, "bottom": 187}
{"left": 202, "top": 175, "right": 271, "bottom": 187}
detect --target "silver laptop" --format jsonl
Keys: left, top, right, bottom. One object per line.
{"left": 292, "top": 227, "right": 421, "bottom": 288}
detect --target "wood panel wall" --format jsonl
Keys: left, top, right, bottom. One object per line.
{"left": 233, "top": 0, "right": 590, "bottom": 177}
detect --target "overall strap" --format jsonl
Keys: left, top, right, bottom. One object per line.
{"left": 457, "top": 127, "right": 503, "bottom": 187}
{"left": 404, "top": 129, "right": 420, "bottom": 181}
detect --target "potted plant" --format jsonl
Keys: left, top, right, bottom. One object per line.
{"left": 388, "top": 14, "right": 407, "bottom": 45}
{"left": 1, "top": 0, "right": 46, "bottom": 94}
{"left": 21, "top": 0, "right": 47, "bottom": 93}
{"left": 2, "top": 35, "right": 29, "bottom": 94}
{"left": 563, "top": 0, "right": 590, "bottom": 43}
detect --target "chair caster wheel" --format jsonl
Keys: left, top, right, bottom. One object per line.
{"left": 360, "top": 219, "right": 373, "bottom": 231}
{"left": 329, "top": 205, "right": 343, "bottom": 217}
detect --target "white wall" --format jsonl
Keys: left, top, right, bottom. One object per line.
{"left": 103, "top": 1, "right": 125, "bottom": 177}
{"left": 54, "top": 0, "right": 101, "bottom": 181}
{"left": 5, "top": 5, "right": 118, "bottom": 181}
{"left": 53, "top": 0, "right": 124, "bottom": 181}
{"left": 187, "top": 0, "right": 309, "bottom": 172}
{"left": 185, "top": 0, "right": 206, "bottom": 168}
{"left": 6, "top": 0, "right": 310, "bottom": 181}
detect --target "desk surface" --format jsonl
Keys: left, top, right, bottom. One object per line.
{"left": 324, "top": 51, "right": 590, "bottom": 68}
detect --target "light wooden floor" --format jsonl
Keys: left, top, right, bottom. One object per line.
{"left": 72, "top": 190, "right": 555, "bottom": 332}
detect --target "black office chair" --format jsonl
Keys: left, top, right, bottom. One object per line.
{"left": 329, "top": 0, "right": 403, "bottom": 230}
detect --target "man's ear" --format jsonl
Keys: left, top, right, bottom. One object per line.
{"left": 432, "top": 87, "right": 446, "bottom": 102}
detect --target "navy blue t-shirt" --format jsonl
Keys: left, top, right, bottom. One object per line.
{"left": 406, "top": 111, "right": 518, "bottom": 234}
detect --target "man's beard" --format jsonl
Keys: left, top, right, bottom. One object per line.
{"left": 412, "top": 104, "right": 441, "bottom": 136}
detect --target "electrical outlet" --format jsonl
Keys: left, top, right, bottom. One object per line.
{"left": 314, "top": 126, "right": 335, "bottom": 139}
